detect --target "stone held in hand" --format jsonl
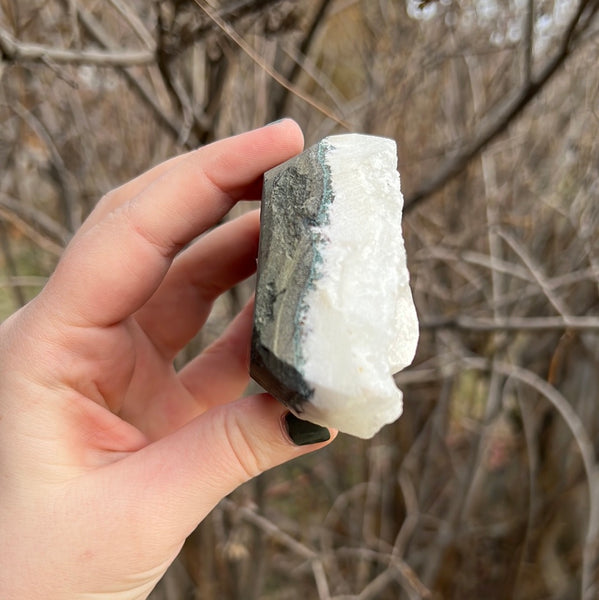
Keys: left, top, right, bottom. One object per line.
{"left": 250, "top": 133, "right": 419, "bottom": 439}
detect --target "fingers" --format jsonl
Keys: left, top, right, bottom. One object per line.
{"left": 78, "top": 152, "right": 191, "bottom": 236}
{"left": 117, "top": 299, "right": 256, "bottom": 441}
{"left": 80, "top": 119, "right": 298, "bottom": 234}
{"left": 178, "top": 297, "right": 255, "bottom": 411}
{"left": 43, "top": 120, "right": 304, "bottom": 327}
{"left": 116, "top": 394, "right": 334, "bottom": 539}
{"left": 134, "top": 211, "right": 260, "bottom": 357}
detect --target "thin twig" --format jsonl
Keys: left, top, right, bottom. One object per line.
{"left": 419, "top": 314, "right": 599, "bottom": 332}
{"left": 105, "top": 0, "right": 156, "bottom": 49}
{"left": 193, "top": 0, "right": 349, "bottom": 128}
{"left": 60, "top": 0, "right": 185, "bottom": 146}
{"left": 0, "top": 191, "right": 70, "bottom": 246}
{"left": 405, "top": 0, "right": 598, "bottom": 212}
{"left": 497, "top": 228, "right": 573, "bottom": 322}
{"left": 220, "top": 499, "right": 316, "bottom": 560}
{"left": 418, "top": 246, "right": 532, "bottom": 283}
{"left": 523, "top": 0, "right": 535, "bottom": 84}
{"left": 10, "top": 101, "right": 80, "bottom": 232}
{"left": 355, "top": 567, "right": 397, "bottom": 600}
{"left": 418, "top": 246, "right": 598, "bottom": 291}
{"left": 0, "top": 208, "right": 64, "bottom": 257}
{"left": 0, "top": 221, "right": 26, "bottom": 308}
{"left": 279, "top": 42, "right": 347, "bottom": 115}
{"left": 273, "top": 0, "right": 334, "bottom": 117}
{"left": 334, "top": 547, "right": 431, "bottom": 599}
{"left": 155, "top": 8, "right": 202, "bottom": 146}
{"left": 220, "top": 498, "right": 332, "bottom": 599}
{"left": 312, "top": 559, "right": 333, "bottom": 600}
{"left": 0, "top": 275, "right": 48, "bottom": 289}
{"left": 0, "top": 26, "right": 155, "bottom": 66}
{"left": 463, "top": 356, "right": 599, "bottom": 600}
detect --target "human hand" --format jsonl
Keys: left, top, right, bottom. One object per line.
{"left": 0, "top": 120, "right": 334, "bottom": 600}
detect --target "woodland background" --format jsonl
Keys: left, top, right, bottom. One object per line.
{"left": 1, "top": 1, "right": 599, "bottom": 598}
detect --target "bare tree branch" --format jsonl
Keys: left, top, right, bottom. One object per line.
{"left": 0, "top": 26, "right": 155, "bottom": 66}
{"left": 419, "top": 314, "right": 599, "bottom": 332}
{"left": 312, "top": 560, "right": 333, "bottom": 600}
{"left": 272, "top": 0, "right": 334, "bottom": 118}
{"left": 419, "top": 245, "right": 598, "bottom": 292}
{"left": 333, "top": 547, "right": 432, "bottom": 599}
{"left": 10, "top": 101, "right": 80, "bottom": 232}
{"left": 57, "top": 0, "right": 184, "bottom": 146}
{"left": 174, "top": 0, "right": 286, "bottom": 54}
{"left": 105, "top": 0, "right": 156, "bottom": 50}
{"left": 523, "top": 0, "right": 534, "bottom": 84}
{"left": 497, "top": 228, "right": 574, "bottom": 322}
{"left": 0, "top": 191, "right": 70, "bottom": 246}
{"left": 405, "top": 0, "right": 599, "bottom": 212}
{"left": 0, "top": 275, "right": 48, "bottom": 289}
{"left": 193, "top": 0, "right": 349, "bottom": 128}
{"left": 463, "top": 356, "right": 599, "bottom": 600}
{"left": 220, "top": 498, "right": 316, "bottom": 561}
{"left": 279, "top": 41, "right": 348, "bottom": 115}
{"left": 220, "top": 498, "right": 333, "bottom": 600}
{"left": 155, "top": 6, "right": 206, "bottom": 146}
{"left": 0, "top": 221, "right": 26, "bottom": 307}
{"left": 0, "top": 207, "right": 64, "bottom": 256}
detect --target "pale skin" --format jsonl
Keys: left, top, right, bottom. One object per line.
{"left": 0, "top": 120, "right": 334, "bottom": 599}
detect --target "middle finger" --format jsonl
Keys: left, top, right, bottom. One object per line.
{"left": 133, "top": 210, "right": 260, "bottom": 357}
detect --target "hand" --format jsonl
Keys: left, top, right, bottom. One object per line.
{"left": 0, "top": 120, "right": 334, "bottom": 600}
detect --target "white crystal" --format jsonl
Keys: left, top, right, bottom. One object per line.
{"left": 297, "top": 134, "right": 419, "bottom": 438}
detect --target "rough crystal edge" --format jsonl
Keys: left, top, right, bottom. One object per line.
{"left": 251, "top": 133, "right": 419, "bottom": 438}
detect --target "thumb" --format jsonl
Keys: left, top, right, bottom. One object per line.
{"left": 120, "top": 393, "right": 334, "bottom": 539}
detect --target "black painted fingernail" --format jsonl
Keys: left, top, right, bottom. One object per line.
{"left": 284, "top": 412, "right": 330, "bottom": 446}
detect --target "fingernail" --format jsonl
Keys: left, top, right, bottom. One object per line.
{"left": 266, "top": 118, "right": 287, "bottom": 127}
{"left": 284, "top": 412, "right": 330, "bottom": 446}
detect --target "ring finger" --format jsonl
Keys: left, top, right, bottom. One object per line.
{"left": 133, "top": 210, "right": 260, "bottom": 358}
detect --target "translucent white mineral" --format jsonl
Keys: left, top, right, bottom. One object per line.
{"left": 296, "top": 135, "right": 419, "bottom": 437}
{"left": 251, "top": 134, "right": 419, "bottom": 439}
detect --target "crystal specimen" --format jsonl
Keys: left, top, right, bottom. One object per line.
{"left": 251, "top": 134, "right": 419, "bottom": 438}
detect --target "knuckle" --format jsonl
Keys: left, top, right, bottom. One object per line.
{"left": 123, "top": 201, "right": 183, "bottom": 259}
{"left": 209, "top": 332, "right": 249, "bottom": 372}
{"left": 222, "top": 411, "right": 264, "bottom": 481}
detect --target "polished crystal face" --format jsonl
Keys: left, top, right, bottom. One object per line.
{"left": 251, "top": 134, "right": 419, "bottom": 438}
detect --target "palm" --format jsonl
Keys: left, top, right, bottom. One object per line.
{"left": 97, "top": 315, "right": 192, "bottom": 440}
{"left": 0, "top": 123, "right": 331, "bottom": 600}
{"left": 39, "top": 132, "right": 269, "bottom": 452}
{"left": 86, "top": 245, "right": 254, "bottom": 444}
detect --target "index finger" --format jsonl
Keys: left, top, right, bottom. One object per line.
{"left": 42, "top": 120, "right": 304, "bottom": 327}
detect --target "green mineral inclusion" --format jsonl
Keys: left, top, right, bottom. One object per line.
{"left": 292, "top": 139, "right": 334, "bottom": 370}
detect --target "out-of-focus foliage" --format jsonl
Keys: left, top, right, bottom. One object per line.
{"left": 1, "top": 1, "right": 599, "bottom": 598}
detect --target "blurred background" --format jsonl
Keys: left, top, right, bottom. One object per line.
{"left": 1, "top": 1, "right": 598, "bottom": 598}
